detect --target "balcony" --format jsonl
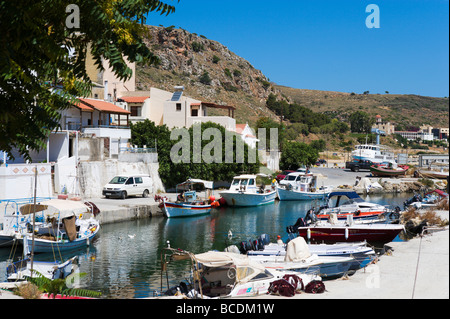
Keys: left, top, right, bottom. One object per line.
{"left": 187, "top": 116, "right": 236, "bottom": 131}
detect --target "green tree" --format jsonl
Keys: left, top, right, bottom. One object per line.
{"left": 256, "top": 117, "right": 285, "bottom": 150}
{"left": 198, "top": 71, "right": 212, "bottom": 85}
{"left": 349, "top": 111, "right": 375, "bottom": 133}
{"left": 0, "top": 0, "right": 177, "bottom": 161}
{"left": 131, "top": 121, "right": 259, "bottom": 188}
{"left": 280, "top": 141, "right": 319, "bottom": 170}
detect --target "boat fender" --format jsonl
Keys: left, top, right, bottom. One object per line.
{"left": 345, "top": 228, "right": 349, "bottom": 240}
{"left": 307, "top": 228, "right": 311, "bottom": 241}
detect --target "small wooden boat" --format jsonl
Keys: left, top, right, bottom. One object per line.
{"left": 219, "top": 175, "right": 277, "bottom": 207}
{"left": 370, "top": 164, "right": 409, "bottom": 177}
{"left": 18, "top": 199, "right": 100, "bottom": 253}
{"left": 162, "top": 179, "right": 214, "bottom": 218}
{"left": 417, "top": 169, "right": 449, "bottom": 180}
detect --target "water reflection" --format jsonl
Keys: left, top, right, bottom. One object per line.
{"left": 0, "top": 193, "right": 413, "bottom": 299}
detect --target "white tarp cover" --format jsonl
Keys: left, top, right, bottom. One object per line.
{"left": 37, "top": 199, "right": 91, "bottom": 219}
{"left": 178, "top": 179, "right": 214, "bottom": 190}
{"left": 194, "top": 251, "right": 265, "bottom": 284}
{"left": 284, "top": 236, "right": 312, "bottom": 262}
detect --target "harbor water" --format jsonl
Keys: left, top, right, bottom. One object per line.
{"left": 0, "top": 193, "right": 411, "bottom": 299}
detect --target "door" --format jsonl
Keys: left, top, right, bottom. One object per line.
{"left": 124, "top": 177, "right": 137, "bottom": 195}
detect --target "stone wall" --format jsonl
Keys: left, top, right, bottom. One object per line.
{"left": 78, "top": 160, "right": 164, "bottom": 199}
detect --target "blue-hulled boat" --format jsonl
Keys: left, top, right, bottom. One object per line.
{"left": 162, "top": 179, "right": 214, "bottom": 218}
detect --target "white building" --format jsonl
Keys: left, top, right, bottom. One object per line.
{"left": 395, "top": 131, "right": 434, "bottom": 142}
{"left": 235, "top": 123, "right": 259, "bottom": 149}
{"left": 0, "top": 99, "right": 132, "bottom": 200}
{"left": 118, "top": 86, "right": 237, "bottom": 132}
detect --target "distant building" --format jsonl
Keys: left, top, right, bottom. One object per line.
{"left": 85, "top": 43, "right": 136, "bottom": 102}
{"left": 394, "top": 130, "right": 434, "bottom": 142}
{"left": 372, "top": 115, "right": 395, "bottom": 135}
{"left": 235, "top": 123, "right": 259, "bottom": 149}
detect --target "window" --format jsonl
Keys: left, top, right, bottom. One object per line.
{"left": 126, "top": 178, "right": 134, "bottom": 185}
{"left": 131, "top": 105, "right": 142, "bottom": 117}
{"left": 191, "top": 109, "right": 198, "bottom": 117}
{"left": 109, "top": 176, "right": 127, "bottom": 184}
{"left": 135, "top": 177, "right": 143, "bottom": 184}
{"left": 248, "top": 179, "right": 255, "bottom": 186}
{"left": 176, "top": 103, "right": 182, "bottom": 111}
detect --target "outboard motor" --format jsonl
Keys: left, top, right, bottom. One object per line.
{"left": 259, "top": 234, "right": 270, "bottom": 246}
{"left": 239, "top": 241, "right": 249, "bottom": 254}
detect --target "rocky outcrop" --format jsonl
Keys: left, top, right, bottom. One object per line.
{"left": 137, "top": 25, "right": 285, "bottom": 124}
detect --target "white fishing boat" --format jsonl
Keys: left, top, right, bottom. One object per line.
{"left": 7, "top": 236, "right": 77, "bottom": 282}
{"left": 247, "top": 237, "right": 356, "bottom": 279}
{"left": 351, "top": 143, "right": 395, "bottom": 165}
{"left": 159, "top": 246, "right": 322, "bottom": 298}
{"left": 243, "top": 237, "right": 376, "bottom": 271}
{"left": 277, "top": 173, "right": 332, "bottom": 201}
{"left": 219, "top": 175, "right": 277, "bottom": 207}
{"left": 162, "top": 179, "right": 214, "bottom": 218}
{"left": 17, "top": 199, "right": 100, "bottom": 253}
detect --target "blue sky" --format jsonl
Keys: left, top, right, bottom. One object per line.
{"left": 146, "top": 0, "right": 449, "bottom": 97}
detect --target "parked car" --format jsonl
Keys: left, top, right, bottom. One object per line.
{"left": 276, "top": 170, "right": 295, "bottom": 182}
{"left": 103, "top": 175, "right": 152, "bottom": 199}
{"left": 315, "top": 159, "right": 327, "bottom": 166}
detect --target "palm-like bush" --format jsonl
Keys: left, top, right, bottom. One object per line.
{"left": 25, "top": 270, "right": 101, "bottom": 299}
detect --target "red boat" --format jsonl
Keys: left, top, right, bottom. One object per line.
{"left": 297, "top": 223, "right": 405, "bottom": 245}
{"left": 370, "top": 164, "right": 409, "bottom": 177}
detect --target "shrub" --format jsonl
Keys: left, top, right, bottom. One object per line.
{"left": 198, "top": 71, "right": 212, "bottom": 85}
{"left": 191, "top": 42, "right": 204, "bottom": 52}
{"left": 15, "top": 282, "right": 42, "bottom": 299}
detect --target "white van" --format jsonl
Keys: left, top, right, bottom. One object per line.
{"left": 102, "top": 175, "right": 152, "bottom": 199}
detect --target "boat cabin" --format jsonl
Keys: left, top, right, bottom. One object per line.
{"left": 228, "top": 175, "right": 259, "bottom": 193}
{"left": 176, "top": 179, "right": 213, "bottom": 203}
{"left": 326, "top": 191, "right": 365, "bottom": 208}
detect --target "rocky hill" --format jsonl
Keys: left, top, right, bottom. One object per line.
{"left": 136, "top": 25, "right": 449, "bottom": 129}
{"left": 276, "top": 86, "right": 449, "bottom": 128}
{"left": 136, "top": 25, "right": 284, "bottom": 126}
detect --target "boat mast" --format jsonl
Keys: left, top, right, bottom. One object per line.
{"left": 30, "top": 166, "right": 38, "bottom": 277}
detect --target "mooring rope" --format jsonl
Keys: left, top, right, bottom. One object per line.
{"left": 412, "top": 232, "right": 425, "bottom": 299}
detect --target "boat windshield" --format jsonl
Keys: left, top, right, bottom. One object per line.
{"left": 232, "top": 179, "right": 240, "bottom": 186}
{"left": 286, "top": 175, "right": 297, "bottom": 181}
{"left": 109, "top": 176, "right": 128, "bottom": 184}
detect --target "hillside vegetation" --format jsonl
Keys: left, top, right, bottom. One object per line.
{"left": 136, "top": 25, "right": 449, "bottom": 131}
